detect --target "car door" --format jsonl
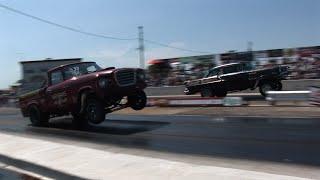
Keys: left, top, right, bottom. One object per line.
{"left": 201, "top": 68, "right": 221, "bottom": 85}
{"left": 63, "top": 65, "right": 83, "bottom": 112}
{"left": 241, "top": 63, "right": 255, "bottom": 89}
{"left": 46, "top": 70, "right": 68, "bottom": 113}
{"left": 220, "top": 65, "right": 243, "bottom": 91}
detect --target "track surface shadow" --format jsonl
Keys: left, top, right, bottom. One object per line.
{"left": 0, "top": 154, "right": 85, "bottom": 179}
{"left": 44, "top": 117, "right": 170, "bottom": 135}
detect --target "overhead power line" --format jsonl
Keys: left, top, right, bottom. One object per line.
{"left": 0, "top": 3, "right": 137, "bottom": 41}
{"left": 0, "top": 3, "right": 210, "bottom": 54}
{"left": 112, "top": 47, "right": 137, "bottom": 60}
{"left": 144, "top": 39, "right": 210, "bottom": 54}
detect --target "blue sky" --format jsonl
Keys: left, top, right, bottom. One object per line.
{"left": 0, "top": 0, "right": 319, "bottom": 88}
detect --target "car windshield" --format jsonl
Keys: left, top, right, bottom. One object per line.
{"left": 64, "top": 63, "right": 102, "bottom": 79}
{"left": 243, "top": 63, "right": 255, "bottom": 71}
{"left": 204, "top": 68, "right": 220, "bottom": 77}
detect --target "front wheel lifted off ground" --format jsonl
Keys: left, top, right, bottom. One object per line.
{"left": 259, "top": 82, "right": 277, "bottom": 96}
{"left": 128, "top": 91, "right": 147, "bottom": 110}
{"left": 28, "top": 105, "right": 49, "bottom": 127}
{"left": 274, "top": 81, "right": 283, "bottom": 91}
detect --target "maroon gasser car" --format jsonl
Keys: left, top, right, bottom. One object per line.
{"left": 19, "top": 62, "right": 147, "bottom": 127}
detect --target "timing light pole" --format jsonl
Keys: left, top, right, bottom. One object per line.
{"left": 138, "top": 26, "right": 145, "bottom": 69}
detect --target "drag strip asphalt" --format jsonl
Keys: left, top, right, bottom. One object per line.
{"left": 0, "top": 113, "right": 319, "bottom": 178}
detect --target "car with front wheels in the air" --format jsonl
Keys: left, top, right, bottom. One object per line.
{"left": 184, "top": 62, "right": 289, "bottom": 97}
{"left": 19, "top": 62, "right": 147, "bottom": 127}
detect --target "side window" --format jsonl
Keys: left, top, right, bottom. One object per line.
{"left": 87, "top": 65, "right": 98, "bottom": 73}
{"left": 243, "top": 63, "right": 254, "bottom": 71}
{"left": 207, "top": 69, "right": 219, "bottom": 77}
{"left": 50, "top": 71, "right": 64, "bottom": 85}
{"left": 222, "top": 65, "right": 239, "bottom": 74}
{"left": 64, "top": 66, "right": 81, "bottom": 80}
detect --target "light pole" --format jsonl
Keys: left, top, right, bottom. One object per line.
{"left": 138, "top": 26, "right": 145, "bottom": 69}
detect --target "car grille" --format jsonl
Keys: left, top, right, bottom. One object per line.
{"left": 115, "top": 70, "right": 136, "bottom": 87}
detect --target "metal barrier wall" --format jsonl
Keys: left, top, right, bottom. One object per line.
{"left": 266, "top": 91, "right": 310, "bottom": 105}
{"left": 310, "top": 86, "right": 320, "bottom": 106}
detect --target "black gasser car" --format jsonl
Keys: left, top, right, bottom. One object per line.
{"left": 184, "top": 62, "right": 289, "bottom": 97}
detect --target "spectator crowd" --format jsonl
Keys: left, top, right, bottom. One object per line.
{"left": 147, "top": 46, "right": 320, "bottom": 87}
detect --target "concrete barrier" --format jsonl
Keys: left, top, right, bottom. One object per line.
{"left": 266, "top": 91, "right": 311, "bottom": 105}
{"left": 310, "top": 86, "right": 320, "bottom": 106}
{"left": 145, "top": 86, "right": 185, "bottom": 96}
{"left": 145, "top": 79, "right": 320, "bottom": 96}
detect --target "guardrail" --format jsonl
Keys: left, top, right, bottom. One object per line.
{"left": 147, "top": 93, "right": 264, "bottom": 107}
{"left": 145, "top": 79, "right": 320, "bottom": 96}
{"left": 148, "top": 93, "right": 264, "bottom": 101}
{"left": 310, "top": 86, "right": 320, "bottom": 106}
{"left": 147, "top": 96, "right": 244, "bottom": 107}
{"left": 147, "top": 91, "right": 314, "bottom": 107}
{"left": 266, "top": 91, "right": 311, "bottom": 105}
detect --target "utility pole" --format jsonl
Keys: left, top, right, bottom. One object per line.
{"left": 247, "top": 41, "right": 254, "bottom": 63}
{"left": 138, "top": 26, "right": 145, "bottom": 69}
{"left": 247, "top": 41, "right": 253, "bottom": 52}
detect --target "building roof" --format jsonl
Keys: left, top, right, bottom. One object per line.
{"left": 20, "top": 58, "right": 82, "bottom": 64}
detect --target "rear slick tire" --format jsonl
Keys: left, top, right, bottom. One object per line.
{"left": 28, "top": 105, "right": 49, "bottom": 127}
{"left": 201, "top": 87, "right": 214, "bottom": 97}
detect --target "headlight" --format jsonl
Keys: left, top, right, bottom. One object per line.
{"left": 98, "top": 78, "right": 108, "bottom": 88}
{"left": 137, "top": 71, "right": 146, "bottom": 80}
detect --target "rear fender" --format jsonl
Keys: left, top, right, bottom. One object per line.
{"left": 25, "top": 101, "right": 39, "bottom": 117}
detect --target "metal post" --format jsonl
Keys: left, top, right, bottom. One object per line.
{"left": 247, "top": 41, "right": 254, "bottom": 63}
{"left": 247, "top": 41, "right": 253, "bottom": 52}
{"left": 138, "top": 26, "right": 145, "bottom": 69}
